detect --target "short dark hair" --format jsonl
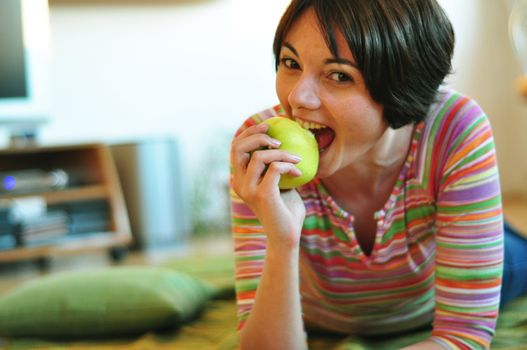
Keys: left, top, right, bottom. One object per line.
{"left": 273, "top": 0, "right": 455, "bottom": 129}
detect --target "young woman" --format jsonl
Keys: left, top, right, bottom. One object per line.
{"left": 229, "top": 1, "right": 527, "bottom": 349}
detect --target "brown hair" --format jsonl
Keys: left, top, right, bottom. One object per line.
{"left": 273, "top": 0, "right": 455, "bottom": 128}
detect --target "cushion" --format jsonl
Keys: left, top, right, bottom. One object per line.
{"left": 163, "top": 253, "right": 235, "bottom": 298}
{"left": 0, "top": 266, "right": 214, "bottom": 338}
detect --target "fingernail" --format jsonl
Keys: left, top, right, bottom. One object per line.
{"left": 291, "top": 155, "right": 302, "bottom": 162}
{"left": 270, "top": 139, "right": 281, "bottom": 147}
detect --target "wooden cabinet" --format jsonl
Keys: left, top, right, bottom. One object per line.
{"left": 0, "top": 143, "right": 132, "bottom": 263}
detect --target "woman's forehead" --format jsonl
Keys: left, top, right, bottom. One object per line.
{"left": 284, "top": 8, "right": 356, "bottom": 63}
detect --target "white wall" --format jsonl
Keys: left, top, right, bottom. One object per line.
{"left": 45, "top": 0, "right": 290, "bottom": 170}
{"left": 42, "top": 0, "right": 527, "bottom": 229}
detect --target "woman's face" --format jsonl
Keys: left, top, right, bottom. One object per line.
{"left": 276, "top": 7, "right": 388, "bottom": 179}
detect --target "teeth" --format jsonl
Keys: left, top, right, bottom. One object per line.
{"left": 295, "top": 118, "right": 327, "bottom": 130}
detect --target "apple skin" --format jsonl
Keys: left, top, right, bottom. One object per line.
{"left": 263, "top": 116, "right": 319, "bottom": 189}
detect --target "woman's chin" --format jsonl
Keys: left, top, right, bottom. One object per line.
{"left": 316, "top": 143, "right": 342, "bottom": 179}
{"left": 314, "top": 156, "right": 332, "bottom": 179}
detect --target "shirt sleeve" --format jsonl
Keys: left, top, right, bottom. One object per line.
{"left": 431, "top": 95, "right": 504, "bottom": 349}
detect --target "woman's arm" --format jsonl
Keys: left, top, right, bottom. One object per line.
{"left": 427, "top": 94, "right": 503, "bottom": 349}
{"left": 238, "top": 226, "right": 306, "bottom": 350}
{"left": 230, "top": 114, "right": 308, "bottom": 349}
{"left": 231, "top": 188, "right": 307, "bottom": 350}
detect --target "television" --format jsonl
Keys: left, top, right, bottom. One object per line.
{"left": 0, "top": 0, "right": 51, "bottom": 146}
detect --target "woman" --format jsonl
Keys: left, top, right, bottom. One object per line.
{"left": 229, "top": 1, "right": 526, "bottom": 349}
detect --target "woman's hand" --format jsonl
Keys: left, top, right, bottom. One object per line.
{"left": 231, "top": 122, "right": 306, "bottom": 247}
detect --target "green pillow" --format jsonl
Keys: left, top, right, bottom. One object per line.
{"left": 163, "top": 254, "right": 235, "bottom": 298}
{"left": 0, "top": 266, "right": 214, "bottom": 338}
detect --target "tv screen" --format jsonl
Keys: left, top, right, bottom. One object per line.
{"left": 0, "top": 0, "right": 50, "bottom": 141}
{"left": 0, "top": 0, "right": 28, "bottom": 99}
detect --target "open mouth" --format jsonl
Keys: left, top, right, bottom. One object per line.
{"left": 295, "top": 118, "right": 336, "bottom": 153}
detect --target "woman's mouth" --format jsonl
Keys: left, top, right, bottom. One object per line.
{"left": 294, "top": 118, "right": 336, "bottom": 153}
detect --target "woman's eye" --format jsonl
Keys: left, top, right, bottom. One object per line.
{"left": 280, "top": 57, "right": 300, "bottom": 69}
{"left": 329, "top": 72, "right": 352, "bottom": 83}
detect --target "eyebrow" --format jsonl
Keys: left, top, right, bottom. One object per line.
{"left": 325, "top": 57, "right": 357, "bottom": 68}
{"left": 282, "top": 42, "right": 357, "bottom": 68}
{"left": 283, "top": 42, "right": 299, "bottom": 57}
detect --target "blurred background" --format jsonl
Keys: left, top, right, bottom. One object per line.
{"left": 1, "top": 0, "right": 526, "bottom": 257}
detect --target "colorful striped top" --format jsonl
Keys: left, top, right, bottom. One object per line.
{"left": 230, "top": 88, "right": 504, "bottom": 349}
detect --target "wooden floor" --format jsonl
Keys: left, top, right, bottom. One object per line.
{"left": 0, "top": 196, "right": 526, "bottom": 296}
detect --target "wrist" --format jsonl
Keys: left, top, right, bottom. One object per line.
{"left": 266, "top": 233, "right": 301, "bottom": 252}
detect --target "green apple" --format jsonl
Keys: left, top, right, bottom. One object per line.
{"left": 263, "top": 116, "right": 319, "bottom": 189}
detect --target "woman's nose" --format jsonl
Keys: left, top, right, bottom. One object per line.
{"left": 288, "top": 75, "right": 321, "bottom": 111}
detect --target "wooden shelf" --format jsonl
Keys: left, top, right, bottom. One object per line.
{"left": 0, "top": 232, "right": 130, "bottom": 263}
{"left": 0, "top": 185, "right": 108, "bottom": 204}
{"left": 0, "top": 143, "right": 132, "bottom": 263}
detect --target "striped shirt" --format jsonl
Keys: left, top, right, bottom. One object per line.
{"left": 230, "top": 88, "right": 504, "bottom": 349}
